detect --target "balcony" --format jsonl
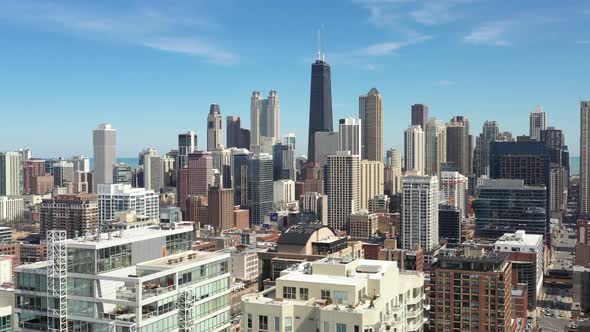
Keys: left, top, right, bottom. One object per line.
{"left": 99, "top": 306, "right": 137, "bottom": 323}
{"left": 116, "top": 286, "right": 138, "bottom": 302}
{"left": 142, "top": 284, "right": 176, "bottom": 299}
{"left": 19, "top": 321, "right": 48, "bottom": 331}
{"left": 407, "top": 308, "right": 422, "bottom": 318}
{"left": 384, "top": 313, "right": 402, "bottom": 326}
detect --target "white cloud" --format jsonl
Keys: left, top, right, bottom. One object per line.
{"left": 0, "top": 1, "right": 238, "bottom": 65}
{"left": 363, "top": 35, "right": 431, "bottom": 56}
{"left": 464, "top": 21, "right": 512, "bottom": 46}
{"left": 142, "top": 38, "right": 239, "bottom": 65}
{"left": 410, "top": 0, "right": 469, "bottom": 26}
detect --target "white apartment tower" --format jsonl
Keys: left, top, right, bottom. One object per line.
{"left": 402, "top": 175, "right": 439, "bottom": 251}
{"left": 207, "top": 104, "right": 224, "bottom": 151}
{"left": 300, "top": 192, "right": 328, "bottom": 225}
{"left": 404, "top": 125, "right": 425, "bottom": 175}
{"left": 97, "top": 183, "right": 159, "bottom": 224}
{"left": 250, "top": 90, "right": 280, "bottom": 151}
{"left": 93, "top": 123, "right": 117, "bottom": 190}
{"left": 142, "top": 149, "right": 164, "bottom": 193}
{"left": 0, "top": 151, "right": 23, "bottom": 196}
{"left": 338, "top": 118, "right": 362, "bottom": 156}
{"left": 273, "top": 179, "right": 296, "bottom": 207}
{"left": 385, "top": 148, "right": 403, "bottom": 194}
{"left": 529, "top": 105, "right": 546, "bottom": 141}
{"left": 440, "top": 170, "right": 468, "bottom": 217}
{"left": 327, "top": 151, "right": 360, "bottom": 232}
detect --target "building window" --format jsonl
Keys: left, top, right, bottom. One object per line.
{"left": 259, "top": 315, "right": 268, "bottom": 331}
{"left": 334, "top": 291, "right": 348, "bottom": 304}
{"left": 321, "top": 289, "right": 331, "bottom": 300}
{"left": 324, "top": 322, "right": 329, "bottom": 332}
{"left": 300, "top": 287, "right": 309, "bottom": 300}
{"left": 337, "top": 323, "right": 347, "bottom": 332}
{"left": 283, "top": 286, "right": 296, "bottom": 299}
{"left": 274, "top": 316, "right": 280, "bottom": 332}
{"left": 247, "top": 314, "right": 252, "bottom": 332}
{"left": 285, "top": 317, "right": 293, "bottom": 332}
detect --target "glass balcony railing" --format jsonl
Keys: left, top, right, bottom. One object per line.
{"left": 116, "top": 286, "right": 138, "bottom": 302}
{"left": 142, "top": 284, "right": 176, "bottom": 299}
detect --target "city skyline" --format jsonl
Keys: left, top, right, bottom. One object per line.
{"left": 0, "top": 1, "right": 588, "bottom": 157}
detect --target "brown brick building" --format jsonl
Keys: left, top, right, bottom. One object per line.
{"left": 40, "top": 194, "right": 98, "bottom": 239}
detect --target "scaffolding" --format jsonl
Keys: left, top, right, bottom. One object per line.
{"left": 178, "top": 289, "right": 195, "bottom": 332}
{"left": 47, "top": 230, "right": 68, "bottom": 332}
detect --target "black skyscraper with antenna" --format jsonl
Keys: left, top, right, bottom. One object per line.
{"left": 307, "top": 29, "right": 333, "bottom": 162}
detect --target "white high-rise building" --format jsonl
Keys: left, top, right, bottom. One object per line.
{"left": 425, "top": 119, "right": 447, "bottom": 176}
{"left": 207, "top": 104, "right": 224, "bottom": 151}
{"left": 440, "top": 170, "right": 468, "bottom": 217}
{"left": 402, "top": 175, "right": 439, "bottom": 251}
{"left": 385, "top": 148, "right": 403, "bottom": 194}
{"left": 529, "top": 105, "right": 546, "bottom": 141}
{"left": 71, "top": 155, "right": 90, "bottom": 173}
{"left": 0, "top": 196, "right": 24, "bottom": 221}
{"left": 327, "top": 151, "right": 360, "bottom": 232}
{"left": 93, "top": 123, "right": 117, "bottom": 190}
{"left": 52, "top": 160, "right": 75, "bottom": 188}
{"left": 142, "top": 149, "right": 164, "bottom": 193}
{"left": 404, "top": 125, "right": 425, "bottom": 175}
{"left": 97, "top": 184, "right": 158, "bottom": 224}
{"left": 300, "top": 192, "right": 328, "bottom": 225}
{"left": 338, "top": 118, "right": 362, "bottom": 156}
{"left": 0, "top": 151, "right": 23, "bottom": 196}
{"left": 360, "top": 160, "right": 384, "bottom": 210}
{"left": 273, "top": 179, "right": 296, "bottom": 207}
{"left": 241, "top": 257, "right": 426, "bottom": 332}
{"left": 250, "top": 90, "right": 280, "bottom": 151}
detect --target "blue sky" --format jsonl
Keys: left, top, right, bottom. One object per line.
{"left": 0, "top": 0, "right": 588, "bottom": 157}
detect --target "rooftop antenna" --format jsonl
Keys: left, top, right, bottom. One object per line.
{"left": 316, "top": 29, "right": 321, "bottom": 61}
{"left": 321, "top": 24, "right": 325, "bottom": 61}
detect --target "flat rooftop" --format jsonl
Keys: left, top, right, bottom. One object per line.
{"left": 138, "top": 250, "right": 228, "bottom": 270}
{"left": 495, "top": 231, "right": 543, "bottom": 247}
{"left": 66, "top": 223, "right": 194, "bottom": 249}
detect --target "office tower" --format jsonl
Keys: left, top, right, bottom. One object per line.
{"left": 302, "top": 162, "right": 324, "bottom": 195}
{"left": 251, "top": 90, "right": 280, "bottom": 151}
{"left": 359, "top": 88, "right": 383, "bottom": 161}
{"left": 211, "top": 148, "right": 232, "bottom": 189}
{"left": 52, "top": 160, "right": 74, "bottom": 188}
{"left": 474, "top": 179, "right": 547, "bottom": 239}
{"left": 401, "top": 175, "right": 439, "bottom": 251}
{"left": 349, "top": 210, "right": 378, "bottom": 240}
{"left": 314, "top": 131, "right": 338, "bottom": 166}
{"left": 368, "top": 194, "right": 389, "bottom": 213}
{"left": 307, "top": 48, "right": 333, "bottom": 163}
{"left": 0, "top": 196, "right": 24, "bottom": 222}
{"left": 16, "top": 148, "right": 32, "bottom": 161}
{"left": 186, "top": 195, "right": 208, "bottom": 224}
{"left": 300, "top": 192, "right": 328, "bottom": 225}
{"left": 495, "top": 230, "right": 544, "bottom": 308}
{"left": 40, "top": 194, "right": 98, "bottom": 238}
{"left": 15, "top": 224, "right": 231, "bottom": 332}
{"left": 23, "top": 159, "right": 51, "bottom": 194}
{"left": 73, "top": 171, "right": 93, "bottom": 194}
{"left": 360, "top": 160, "right": 384, "bottom": 210}
{"left": 162, "top": 154, "right": 176, "bottom": 187}
{"left": 207, "top": 104, "right": 223, "bottom": 151}
{"left": 438, "top": 205, "right": 461, "bottom": 245}
{"left": 178, "top": 131, "right": 197, "bottom": 169}
{"left": 272, "top": 134, "right": 296, "bottom": 181}
{"left": 338, "top": 118, "right": 362, "bottom": 156}
{"left": 93, "top": 123, "right": 117, "bottom": 189}
{"left": 113, "top": 163, "right": 133, "bottom": 185}
{"left": 384, "top": 148, "right": 402, "bottom": 194}
{"left": 582, "top": 101, "right": 590, "bottom": 215}
{"left": 529, "top": 105, "right": 546, "bottom": 141}
{"left": 248, "top": 153, "right": 274, "bottom": 225}
{"left": 242, "top": 257, "right": 425, "bottom": 332}
{"left": 425, "top": 119, "right": 446, "bottom": 176}
{"left": 411, "top": 103, "right": 428, "bottom": 129}
{"left": 439, "top": 170, "right": 467, "bottom": 217}
{"left": 0, "top": 151, "right": 23, "bottom": 196}
{"left": 71, "top": 155, "right": 90, "bottom": 173}
{"left": 231, "top": 149, "right": 251, "bottom": 206}
{"left": 142, "top": 149, "right": 164, "bottom": 193}
{"left": 541, "top": 127, "right": 567, "bottom": 217}
{"left": 446, "top": 116, "right": 472, "bottom": 176}
{"left": 326, "top": 151, "right": 360, "bottom": 232}
{"left": 473, "top": 120, "right": 501, "bottom": 177}
{"left": 226, "top": 116, "right": 251, "bottom": 149}
{"left": 273, "top": 180, "right": 296, "bottom": 207}
{"left": 178, "top": 151, "right": 213, "bottom": 213}
{"left": 208, "top": 186, "right": 234, "bottom": 231}
{"left": 97, "top": 183, "right": 159, "bottom": 225}
{"left": 404, "top": 125, "right": 425, "bottom": 175}
{"left": 430, "top": 249, "right": 514, "bottom": 332}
